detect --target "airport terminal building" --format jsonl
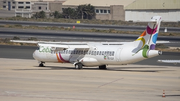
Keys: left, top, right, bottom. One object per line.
{"left": 1, "top": 0, "right": 180, "bottom": 22}
{"left": 0, "top": 0, "right": 64, "bottom": 18}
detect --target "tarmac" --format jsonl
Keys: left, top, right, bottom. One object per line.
{"left": 0, "top": 58, "right": 180, "bottom": 101}
{"left": 0, "top": 15, "right": 180, "bottom": 101}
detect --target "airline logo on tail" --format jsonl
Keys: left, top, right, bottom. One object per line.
{"left": 135, "top": 16, "right": 162, "bottom": 58}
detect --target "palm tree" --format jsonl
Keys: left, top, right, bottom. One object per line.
{"left": 39, "top": 11, "right": 46, "bottom": 18}
{"left": 63, "top": 7, "right": 75, "bottom": 19}
{"left": 77, "top": 4, "right": 95, "bottom": 20}
{"left": 62, "top": 4, "right": 95, "bottom": 19}
{"left": 53, "top": 11, "right": 60, "bottom": 18}
{"left": 84, "top": 4, "right": 95, "bottom": 19}
{"left": 76, "top": 5, "right": 86, "bottom": 19}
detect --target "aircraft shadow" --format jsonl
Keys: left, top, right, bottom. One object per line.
{"left": 13, "top": 66, "right": 173, "bottom": 73}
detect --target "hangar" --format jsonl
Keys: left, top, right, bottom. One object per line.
{"left": 125, "top": 0, "right": 180, "bottom": 22}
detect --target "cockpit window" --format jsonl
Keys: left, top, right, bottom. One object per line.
{"left": 36, "top": 47, "right": 39, "bottom": 50}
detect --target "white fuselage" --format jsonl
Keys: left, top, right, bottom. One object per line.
{"left": 33, "top": 42, "right": 160, "bottom": 67}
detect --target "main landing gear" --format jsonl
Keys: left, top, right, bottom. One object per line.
{"left": 99, "top": 65, "right": 107, "bottom": 70}
{"left": 39, "top": 62, "right": 45, "bottom": 67}
{"left": 75, "top": 63, "right": 83, "bottom": 69}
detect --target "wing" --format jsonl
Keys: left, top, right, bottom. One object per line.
{"left": 39, "top": 43, "right": 89, "bottom": 51}
{"left": 10, "top": 40, "right": 90, "bottom": 51}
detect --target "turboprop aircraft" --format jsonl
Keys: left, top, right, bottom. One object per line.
{"left": 11, "top": 16, "right": 162, "bottom": 69}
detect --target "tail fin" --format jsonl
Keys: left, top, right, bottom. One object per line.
{"left": 134, "top": 16, "right": 162, "bottom": 58}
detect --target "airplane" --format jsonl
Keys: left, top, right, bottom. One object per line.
{"left": 157, "top": 60, "right": 180, "bottom": 65}
{"left": 11, "top": 16, "right": 162, "bottom": 69}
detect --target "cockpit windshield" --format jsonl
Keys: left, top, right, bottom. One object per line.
{"left": 36, "top": 47, "right": 39, "bottom": 50}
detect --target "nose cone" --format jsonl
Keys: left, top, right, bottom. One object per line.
{"left": 33, "top": 50, "right": 39, "bottom": 60}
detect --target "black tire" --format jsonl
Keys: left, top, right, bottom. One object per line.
{"left": 39, "top": 62, "right": 45, "bottom": 67}
{"left": 99, "top": 65, "right": 107, "bottom": 70}
{"left": 39, "top": 64, "right": 44, "bottom": 67}
{"left": 75, "top": 63, "right": 83, "bottom": 69}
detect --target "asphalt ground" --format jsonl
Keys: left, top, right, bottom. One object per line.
{"left": 0, "top": 58, "right": 180, "bottom": 101}
{"left": 0, "top": 45, "right": 180, "bottom": 67}
{"left": 0, "top": 30, "right": 180, "bottom": 101}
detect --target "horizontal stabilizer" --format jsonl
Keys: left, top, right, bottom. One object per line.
{"left": 156, "top": 41, "right": 170, "bottom": 43}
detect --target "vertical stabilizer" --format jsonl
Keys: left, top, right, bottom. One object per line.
{"left": 134, "top": 16, "right": 162, "bottom": 58}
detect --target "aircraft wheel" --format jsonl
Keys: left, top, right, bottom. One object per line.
{"left": 39, "top": 62, "right": 45, "bottom": 67}
{"left": 75, "top": 63, "right": 83, "bottom": 69}
{"left": 99, "top": 65, "right": 107, "bottom": 70}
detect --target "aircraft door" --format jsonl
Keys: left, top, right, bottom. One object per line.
{"left": 115, "top": 48, "right": 122, "bottom": 61}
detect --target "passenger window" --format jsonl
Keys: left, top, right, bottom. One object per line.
{"left": 110, "top": 51, "right": 113, "bottom": 56}
{"left": 91, "top": 51, "right": 93, "bottom": 55}
{"left": 107, "top": 51, "right": 109, "bottom": 56}
{"left": 97, "top": 51, "right": 99, "bottom": 55}
{"left": 105, "top": 51, "right": 107, "bottom": 55}
{"left": 112, "top": 51, "right": 114, "bottom": 56}
{"left": 102, "top": 51, "right": 104, "bottom": 55}
{"left": 36, "top": 47, "right": 39, "bottom": 50}
{"left": 94, "top": 51, "right": 96, "bottom": 55}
